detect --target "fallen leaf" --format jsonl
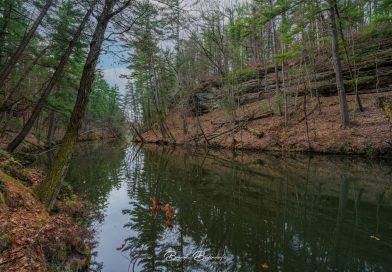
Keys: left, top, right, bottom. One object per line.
{"left": 261, "top": 262, "right": 269, "bottom": 269}
{"left": 165, "top": 219, "right": 174, "bottom": 229}
{"left": 370, "top": 235, "right": 380, "bottom": 241}
{"left": 164, "top": 204, "right": 175, "bottom": 219}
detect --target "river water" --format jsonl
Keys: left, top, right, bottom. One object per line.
{"left": 63, "top": 142, "right": 392, "bottom": 272}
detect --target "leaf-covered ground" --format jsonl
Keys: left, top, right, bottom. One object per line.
{"left": 0, "top": 155, "right": 91, "bottom": 272}
{"left": 142, "top": 91, "right": 392, "bottom": 155}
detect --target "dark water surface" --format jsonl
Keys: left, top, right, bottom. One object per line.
{"left": 64, "top": 142, "right": 392, "bottom": 272}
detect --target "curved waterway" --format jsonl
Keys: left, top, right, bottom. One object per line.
{"left": 63, "top": 142, "right": 392, "bottom": 272}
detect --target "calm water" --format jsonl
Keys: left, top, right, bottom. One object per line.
{"left": 64, "top": 142, "right": 392, "bottom": 272}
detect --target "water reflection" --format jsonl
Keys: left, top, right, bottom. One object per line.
{"left": 65, "top": 143, "right": 392, "bottom": 272}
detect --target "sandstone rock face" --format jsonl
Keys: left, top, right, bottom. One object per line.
{"left": 189, "top": 36, "right": 392, "bottom": 115}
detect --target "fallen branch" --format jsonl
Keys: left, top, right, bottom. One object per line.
{"left": 211, "top": 112, "right": 273, "bottom": 126}
{"left": 195, "top": 114, "right": 210, "bottom": 146}
{"left": 298, "top": 105, "right": 318, "bottom": 123}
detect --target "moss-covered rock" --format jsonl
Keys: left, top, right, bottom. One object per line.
{"left": 3, "top": 165, "right": 33, "bottom": 186}
{"left": 0, "top": 150, "right": 23, "bottom": 171}
{"left": 12, "top": 152, "right": 37, "bottom": 166}
{"left": 0, "top": 171, "right": 36, "bottom": 208}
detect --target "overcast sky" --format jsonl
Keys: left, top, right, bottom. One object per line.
{"left": 99, "top": 50, "right": 129, "bottom": 95}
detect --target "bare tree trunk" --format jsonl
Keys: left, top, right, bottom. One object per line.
{"left": 272, "top": 20, "right": 281, "bottom": 115}
{"left": 0, "top": 1, "right": 14, "bottom": 65}
{"left": 281, "top": 55, "right": 287, "bottom": 125}
{"left": 328, "top": 0, "right": 350, "bottom": 128}
{"left": 0, "top": 0, "right": 53, "bottom": 86}
{"left": 0, "top": 106, "right": 15, "bottom": 138}
{"left": 263, "top": 32, "right": 272, "bottom": 112}
{"left": 181, "top": 112, "right": 188, "bottom": 143}
{"left": 47, "top": 110, "right": 56, "bottom": 147}
{"left": 335, "top": 4, "right": 363, "bottom": 112}
{"left": 6, "top": 2, "right": 95, "bottom": 152}
{"left": 304, "top": 89, "right": 311, "bottom": 150}
{"left": 375, "top": 41, "right": 381, "bottom": 93}
{"left": 196, "top": 113, "right": 210, "bottom": 147}
{"left": 36, "top": 0, "right": 125, "bottom": 209}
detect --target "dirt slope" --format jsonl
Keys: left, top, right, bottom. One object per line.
{"left": 0, "top": 157, "right": 90, "bottom": 271}
{"left": 141, "top": 92, "right": 392, "bottom": 155}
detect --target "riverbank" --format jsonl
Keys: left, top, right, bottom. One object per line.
{"left": 0, "top": 151, "right": 91, "bottom": 272}
{"left": 141, "top": 92, "right": 392, "bottom": 156}
{"left": 0, "top": 128, "right": 122, "bottom": 153}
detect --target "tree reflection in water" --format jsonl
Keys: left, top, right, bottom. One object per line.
{"left": 65, "top": 143, "right": 392, "bottom": 272}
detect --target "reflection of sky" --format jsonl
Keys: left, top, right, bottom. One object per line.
{"left": 82, "top": 143, "right": 392, "bottom": 272}
{"left": 92, "top": 177, "right": 138, "bottom": 272}
{"left": 90, "top": 147, "right": 142, "bottom": 272}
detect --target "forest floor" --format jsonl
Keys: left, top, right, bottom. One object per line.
{"left": 0, "top": 152, "right": 92, "bottom": 272}
{"left": 141, "top": 91, "right": 392, "bottom": 155}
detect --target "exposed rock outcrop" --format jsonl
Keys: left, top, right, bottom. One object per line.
{"left": 189, "top": 35, "right": 392, "bottom": 115}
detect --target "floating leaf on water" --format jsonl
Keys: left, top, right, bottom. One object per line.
{"left": 165, "top": 219, "right": 174, "bottom": 229}
{"left": 164, "top": 204, "right": 175, "bottom": 219}
{"left": 260, "top": 262, "right": 269, "bottom": 269}
{"left": 370, "top": 235, "right": 380, "bottom": 241}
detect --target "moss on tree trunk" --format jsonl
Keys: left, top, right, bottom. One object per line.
{"left": 36, "top": 0, "right": 116, "bottom": 210}
{"left": 36, "top": 128, "right": 78, "bottom": 209}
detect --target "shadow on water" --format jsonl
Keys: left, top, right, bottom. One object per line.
{"left": 62, "top": 142, "right": 392, "bottom": 272}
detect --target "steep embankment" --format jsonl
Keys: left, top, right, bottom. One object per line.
{"left": 140, "top": 32, "right": 392, "bottom": 155}
{"left": 0, "top": 152, "right": 91, "bottom": 271}
{"left": 141, "top": 92, "right": 392, "bottom": 155}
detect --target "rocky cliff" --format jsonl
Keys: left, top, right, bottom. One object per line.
{"left": 189, "top": 34, "right": 392, "bottom": 115}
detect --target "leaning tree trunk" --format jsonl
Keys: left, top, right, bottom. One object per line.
{"left": 0, "top": 45, "right": 50, "bottom": 113}
{"left": 36, "top": 0, "right": 117, "bottom": 210}
{"left": 47, "top": 110, "right": 56, "bottom": 147}
{"left": 334, "top": 2, "right": 363, "bottom": 112}
{"left": 6, "top": 2, "right": 96, "bottom": 153}
{"left": 328, "top": 0, "right": 350, "bottom": 128}
{"left": 0, "top": 0, "right": 53, "bottom": 86}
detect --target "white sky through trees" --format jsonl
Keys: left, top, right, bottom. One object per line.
{"left": 100, "top": 0, "right": 248, "bottom": 95}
